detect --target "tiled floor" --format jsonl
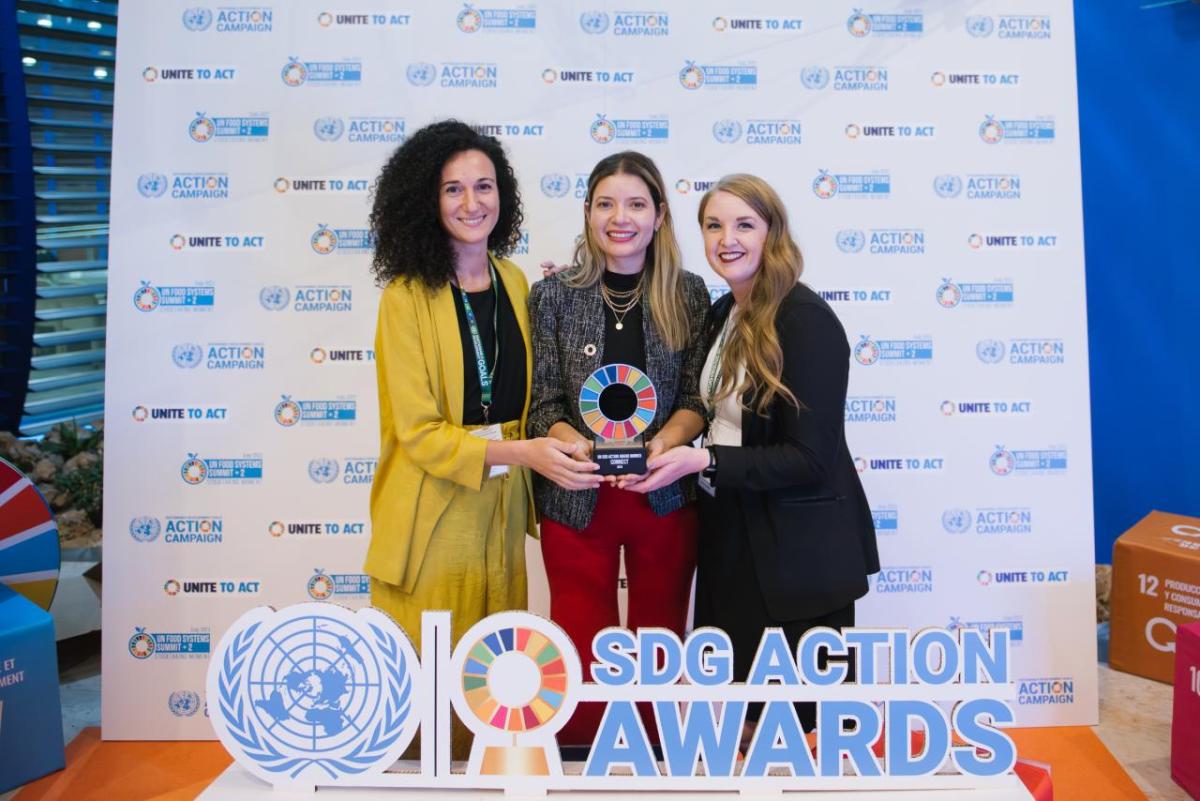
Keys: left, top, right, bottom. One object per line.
{"left": 4, "top": 635, "right": 1190, "bottom": 800}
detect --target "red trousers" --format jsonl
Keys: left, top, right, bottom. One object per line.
{"left": 540, "top": 485, "right": 698, "bottom": 746}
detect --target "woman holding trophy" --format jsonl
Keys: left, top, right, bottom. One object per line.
{"left": 527, "top": 151, "right": 711, "bottom": 746}
{"left": 625, "top": 174, "right": 879, "bottom": 741}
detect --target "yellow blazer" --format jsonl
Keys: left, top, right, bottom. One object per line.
{"left": 365, "top": 255, "right": 537, "bottom": 592}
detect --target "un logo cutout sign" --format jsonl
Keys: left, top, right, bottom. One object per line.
{"left": 209, "top": 606, "right": 1025, "bottom": 795}
{"left": 206, "top": 604, "right": 419, "bottom": 786}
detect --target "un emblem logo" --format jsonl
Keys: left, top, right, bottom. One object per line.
{"left": 580, "top": 11, "right": 609, "bottom": 34}
{"left": 169, "top": 690, "right": 201, "bottom": 717}
{"left": 976, "top": 339, "right": 1006, "bottom": 364}
{"left": 407, "top": 62, "right": 436, "bottom": 87}
{"left": 309, "top": 458, "right": 339, "bottom": 484}
{"left": 129, "top": 516, "right": 162, "bottom": 543}
{"left": 800, "top": 66, "right": 829, "bottom": 90}
{"left": 540, "top": 173, "right": 570, "bottom": 198}
{"left": 313, "top": 116, "right": 345, "bottom": 142}
{"left": 182, "top": 8, "right": 213, "bottom": 31}
{"left": 712, "top": 119, "right": 742, "bottom": 144}
{"left": 173, "top": 343, "right": 204, "bottom": 369}
{"left": 933, "top": 174, "right": 963, "bottom": 198}
{"left": 836, "top": 229, "right": 865, "bottom": 253}
{"left": 942, "top": 508, "right": 972, "bottom": 534}
{"left": 208, "top": 605, "right": 418, "bottom": 785}
{"left": 966, "top": 16, "right": 994, "bottom": 37}
{"left": 138, "top": 173, "right": 168, "bottom": 198}
{"left": 260, "top": 285, "right": 290, "bottom": 311}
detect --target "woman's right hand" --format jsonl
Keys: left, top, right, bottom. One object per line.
{"left": 523, "top": 437, "right": 603, "bottom": 491}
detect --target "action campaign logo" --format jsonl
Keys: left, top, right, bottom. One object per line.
{"left": 580, "top": 11, "right": 667, "bottom": 36}
{"left": 183, "top": 7, "right": 272, "bottom": 32}
{"left": 712, "top": 119, "right": 800, "bottom": 145}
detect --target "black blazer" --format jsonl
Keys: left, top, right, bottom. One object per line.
{"left": 706, "top": 283, "right": 879, "bottom": 621}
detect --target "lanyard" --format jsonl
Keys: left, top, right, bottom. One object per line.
{"left": 704, "top": 309, "right": 735, "bottom": 424}
{"left": 458, "top": 259, "right": 500, "bottom": 423}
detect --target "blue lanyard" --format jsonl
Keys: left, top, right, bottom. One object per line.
{"left": 458, "top": 260, "right": 500, "bottom": 422}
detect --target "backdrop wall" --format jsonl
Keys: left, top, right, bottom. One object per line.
{"left": 101, "top": 0, "right": 1098, "bottom": 738}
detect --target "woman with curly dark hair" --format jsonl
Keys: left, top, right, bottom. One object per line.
{"left": 364, "top": 122, "right": 601, "bottom": 755}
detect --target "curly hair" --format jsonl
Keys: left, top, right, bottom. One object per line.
{"left": 369, "top": 120, "right": 524, "bottom": 289}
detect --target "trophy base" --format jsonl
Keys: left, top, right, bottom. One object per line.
{"left": 479, "top": 745, "right": 550, "bottom": 775}
{"left": 594, "top": 439, "right": 647, "bottom": 476}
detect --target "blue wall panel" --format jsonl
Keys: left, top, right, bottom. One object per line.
{"left": 1075, "top": 2, "right": 1200, "bottom": 559}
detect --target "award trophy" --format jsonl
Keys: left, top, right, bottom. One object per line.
{"left": 578, "top": 363, "right": 658, "bottom": 476}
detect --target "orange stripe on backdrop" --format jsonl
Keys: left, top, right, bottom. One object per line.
{"left": 13, "top": 725, "right": 1146, "bottom": 801}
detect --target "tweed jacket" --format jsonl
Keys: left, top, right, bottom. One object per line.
{"left": 527, "top": 270, "right": 712, "bottom": 530}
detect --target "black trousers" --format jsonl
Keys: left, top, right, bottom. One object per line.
{"left": 694, "top": 491, "right": 857, "bottom": 731}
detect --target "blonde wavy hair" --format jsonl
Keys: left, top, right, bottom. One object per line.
{"left": 698, "top": 174, "right": 803, "bottom": 414}
{"left": 562, "top": 151, "right": 691, "bottom": 352}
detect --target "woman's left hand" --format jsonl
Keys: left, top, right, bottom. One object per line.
{"left": 618, "top": 444, "right": 709, "bottom": 494}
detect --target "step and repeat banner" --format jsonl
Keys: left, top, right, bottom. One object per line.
{"left": 102, "top": 0, "right": 1095, "bottom": 738}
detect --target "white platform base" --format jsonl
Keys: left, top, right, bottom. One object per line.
{"left": 198, "top": 764, "right": 1035, "bottom": 801}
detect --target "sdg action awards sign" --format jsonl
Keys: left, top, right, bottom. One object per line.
{"left": 204, "top": 605, "right": 1033, "bottom": 798}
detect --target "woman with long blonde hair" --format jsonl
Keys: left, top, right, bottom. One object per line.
{"left": 629, "top": 173, "right": 879, "bottom": 741}
{"left": 527, "top": 151, "right": 711, "bottom": 746}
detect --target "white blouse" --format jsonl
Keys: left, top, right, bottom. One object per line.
{"left": 700, "top": 309, "right": 744, "bottom": 448}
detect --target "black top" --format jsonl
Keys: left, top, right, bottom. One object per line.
{"left": 450, "top": 277, "right": 526, "bottom": 425}
{"left": 600, "top": 270, "right": 646, "bottom": 371}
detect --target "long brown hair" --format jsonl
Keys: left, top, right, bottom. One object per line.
{"left": 698, "top": 174, "right": 802, "bottom": 414}
{"left": 561, "top": 151, "right": 691, "bottom": 352}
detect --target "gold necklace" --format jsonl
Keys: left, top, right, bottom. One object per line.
{"left": 601, "top": 281, "right": 642, "bottom": 331}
